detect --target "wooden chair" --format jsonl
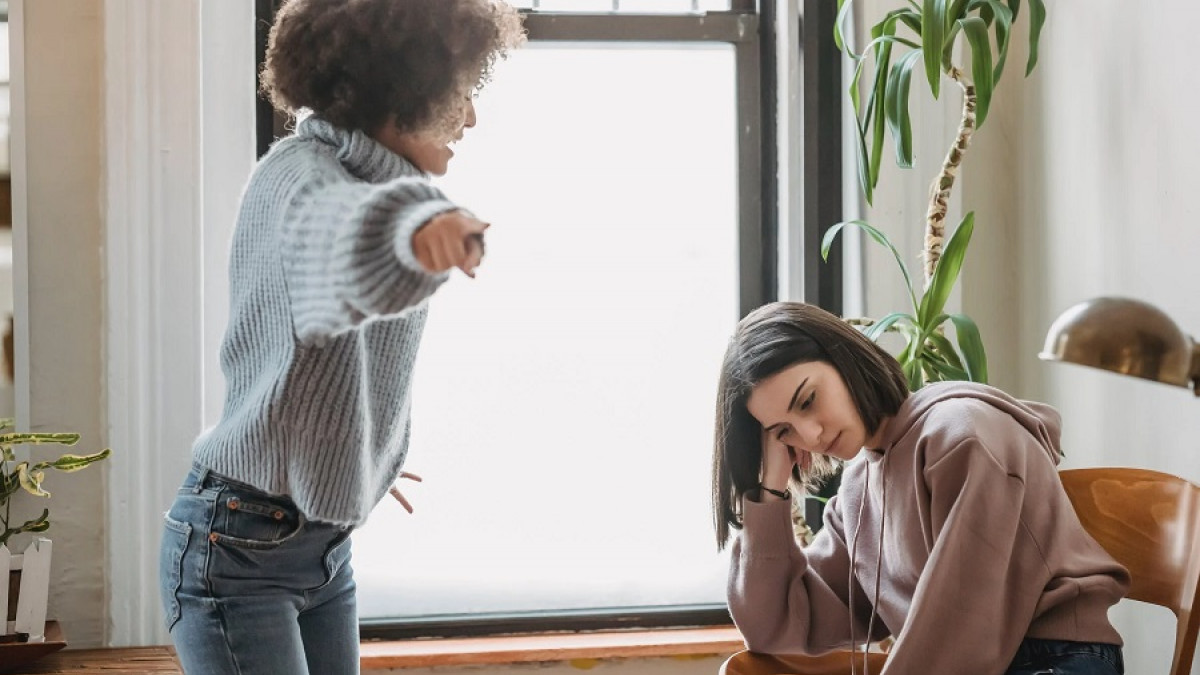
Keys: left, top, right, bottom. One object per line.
{"left": 722, "top": 467, "right": 1200, "bottom": 675}
{"left": 1059, "top": 467, "right": 1200, "bottom": 675}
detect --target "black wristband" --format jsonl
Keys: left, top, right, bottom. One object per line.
{"left": 759, "top": 484, "right": 791, "bottom": 500}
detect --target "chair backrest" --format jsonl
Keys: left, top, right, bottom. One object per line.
{"left": 1059, "top": 467, "right": 1200, "bottom": 675}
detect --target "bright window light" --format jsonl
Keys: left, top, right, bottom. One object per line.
{"left": 352, "top": 44, "right": 740, "bottom": 620}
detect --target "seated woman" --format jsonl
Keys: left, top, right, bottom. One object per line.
{"left": 712, "top": 301, "right": 1130, "bottom": 675}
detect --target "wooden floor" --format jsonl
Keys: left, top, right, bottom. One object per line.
{"left": 16, "top": 647, "right": 182, "bottom": 674}
{"left": 8, "top": 626, "right": 741, "bottom": 672}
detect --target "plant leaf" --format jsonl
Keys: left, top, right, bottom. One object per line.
{"left": 17, "top": 463, "right": 50, "bottom": 498}
{"left": 949, "top": 313, "right": 990, "bottom": 382}
{"left": 903, "top": 356, "right": 926, "bottom": 390}
{"left": 0, "top": 474, "right": 19, "bottom": 502}
{"left": 898, "top": 11, "right": 922, "bottom": 36}
{"left": 918, "top": 211, "right": 975, "bottom": 326}
{"left": 851, "top": 34, "right": 922, "bottom": 115}
{"left": 921, "top": 0, "right": 948, "bottom": 98}
{"left": 976, "top": 0, "right": 993, "bottom": 24}
{"left": 834, "top": 0, "right": 855, "bottom": 52}
{"left": 1025, "top": 0, "right": 1046, "bottom": 76}
{"left": 940, "top": 21, "right": 961, "bottom": 70}
{"left": 957, "top": 16, "right": 994, "bottom": 126}
{"left": 925, "top": 351, "right": 970, "bottom": 381}
{"left": 31, "top": 448, "right": 111, "bottom": 473}
{"left": 1006, "top": 0, "right": 1021, "bottom": 21}
{"left": 850, "top": 11, "right": 925, "bottom": 198}
{"left": 925, "top": 330, "right": 965, "bottom": 370}
{"left": 15, "top": 509, "right": 50, "bottom": 535}
{"left": 864, "top": 312, "right": 915, "bottom": 342}
{"left": 823, "top": 220, "right": 920, "bottom": 313}
{"left": 850, "top": 53, "right": 868, "bottom": 115}
{"left": 0, "top": 432, "right": 80, "bottom": 447}
{"left": 854, "top": 120, "right": 874, "bottom": 205}
{"left": 970, "top": 0, "right": 1013, "bottom": 83}
{"left": 884, "top": 50, "right": 923, "bottom": 168}
{"left": 868, "top": 30, "right": 896, "bottom": 189}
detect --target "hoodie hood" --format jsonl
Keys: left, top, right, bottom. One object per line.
{"left": 870, "top": 381, "right": 1063, "bottom": 466}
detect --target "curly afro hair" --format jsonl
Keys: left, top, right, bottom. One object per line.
{"left": 261, "top": 0, "right": 524, "bottom": 137}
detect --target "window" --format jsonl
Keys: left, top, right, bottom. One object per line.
{"left": 253, "top": 0, "right": 844, "bottom": 637}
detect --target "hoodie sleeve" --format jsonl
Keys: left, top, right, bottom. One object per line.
{"left": 879, "top": 438, "right": 1046, "bottom": 675}
{"left": 728, "top": 494, "right": 884, "bottom": 654}
{"left": 280, "top": 176, "right": 458, "bottom": 345}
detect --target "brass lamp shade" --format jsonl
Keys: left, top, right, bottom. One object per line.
{"left": 1040, "top": 297, "right": 1200, "bottom": 395}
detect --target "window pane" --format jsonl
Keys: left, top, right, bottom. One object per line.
{"left": 510, "top": 1, "right": 733, "bottom": 11}
{"left": 354, "top": 44, "right": 738, "bottom": 620}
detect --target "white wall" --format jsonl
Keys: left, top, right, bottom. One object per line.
{"left": 12, "top": 0, "right": 107, "bottom": 646}
{"left": 853, "top": 1, "right": 1200, "bottom": 672}
{"left": 927, "top": 1, "right": 1200, "bottom": 672}
{"left": 1008, "top": 2, "right": 1200, "bottom": 672}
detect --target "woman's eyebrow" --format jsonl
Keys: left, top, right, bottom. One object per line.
{"left": 788, "top": 378, "right": 810, "bottom": 411}
{"left": 763, "top": 377, "right": 809, "bottom": 432}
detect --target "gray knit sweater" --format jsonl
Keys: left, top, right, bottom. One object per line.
{"left": 191, "top": 115, "right": 458, "bottom": 526}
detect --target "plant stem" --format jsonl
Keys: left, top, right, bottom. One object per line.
{"left": 922, "top": 66, "right": 976, "bottom": 286}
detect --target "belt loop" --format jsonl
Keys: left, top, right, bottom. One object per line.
{"left": 193, "top": 467, "right": 211, "bottom": 493}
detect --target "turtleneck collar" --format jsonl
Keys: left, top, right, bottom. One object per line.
{"left": 295, "top": 112, "right": 426, "bottom": 184}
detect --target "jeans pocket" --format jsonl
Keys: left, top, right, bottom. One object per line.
{"left": 159, "top": 514, "right": 191, "bottom": 632}
{"left": 209, "top": 490, "right": 302, "bottom": 550}
{"left": 317, "top": 532, "right": 353, "bottom": 590}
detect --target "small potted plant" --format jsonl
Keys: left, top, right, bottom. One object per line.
{"left": 0, "top": 420, "right": 108, "bottom": 669}
{"left": 0, "top": 422, "right": 110, "bottom": 546}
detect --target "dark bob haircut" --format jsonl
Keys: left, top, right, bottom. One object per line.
{"left": 712, "top": 302, "right": 909, "bottom": 549}
{"left": 261, "top": 0, "right": 524, "bottom": 136}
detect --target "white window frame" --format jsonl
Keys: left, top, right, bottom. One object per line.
{"left": 102, "top": 0, "right": 254, "bottom": 647}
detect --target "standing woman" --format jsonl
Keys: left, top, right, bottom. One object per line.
{"left": 158, "top": 1, "right": 524, "bottom": 673}
{"left": 713, "top": 302, "right": 1130, "bottom": 674}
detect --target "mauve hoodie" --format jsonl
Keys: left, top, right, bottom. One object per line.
{"left": 727, "top": 381, "right": 1129, "bottom": 674}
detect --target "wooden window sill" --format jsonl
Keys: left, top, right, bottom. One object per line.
{"left": 359, "top": 626, "right": 744, "bottom": 669}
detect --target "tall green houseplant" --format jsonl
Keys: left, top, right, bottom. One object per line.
{"left": 823, "top": 0, "right": 1047, "bottom": 390}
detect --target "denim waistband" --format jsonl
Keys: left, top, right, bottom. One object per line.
{"left": 1011, "top": 637, "right": 1123, "bottom": 672}
{"left": 180, "top": 464, "right": 355, "bottom": 532}
{"left": 182, "top": 464, "right": 289, "bottom": 503}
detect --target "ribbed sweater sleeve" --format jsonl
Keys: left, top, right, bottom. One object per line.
{"left": 728, "top": 495, "right": 878, "bottom": 655}
{"left": 281, "top": 176, "right": 456, "bottom": 345}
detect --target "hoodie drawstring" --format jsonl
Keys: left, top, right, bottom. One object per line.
{"left": 847, "top": 462, "right": 870, "bottom": 675}
{"left": 848, "top": 451, "right": 891, "bottom": 675}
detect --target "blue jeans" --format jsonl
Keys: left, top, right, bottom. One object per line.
{"left": 1006, "top": 638, "right": 1124, "bottom": 674}
{"left": 159, "top": 465, "right": 359, "bottom": 674}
